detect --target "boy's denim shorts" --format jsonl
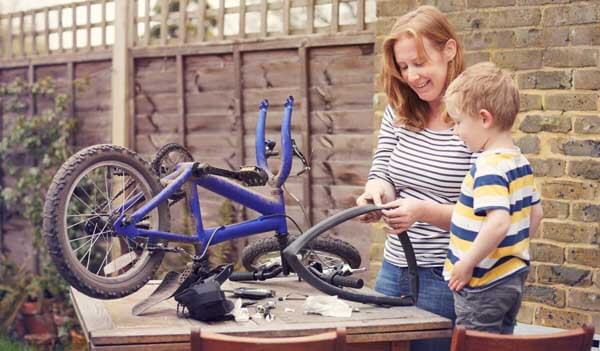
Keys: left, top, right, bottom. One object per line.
{"left": 453, "top": 271, "right": 527, "bottom": 334}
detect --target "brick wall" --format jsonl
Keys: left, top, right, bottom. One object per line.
{"left": 373, "top": 0, "right": 599, "bottom": 330}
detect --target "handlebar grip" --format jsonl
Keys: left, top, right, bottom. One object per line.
{"left": 255, "top": 100, "right": 269, "bottom": 171}
{"left": 229, "top": 272, "right": 257, "bottom": 281}
{"left": 331, "top": 275, "right": 364, "bottom": 289}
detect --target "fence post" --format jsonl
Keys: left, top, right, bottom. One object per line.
{"left": 112, "top": 0, "right": 132, "bottom": 147}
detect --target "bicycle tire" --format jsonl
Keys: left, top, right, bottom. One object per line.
{"left": 283, "top": 204, "right": 419, "bottom": 306}
{"left": 241, "top": 235, "right": 361, "bottom": 272}
{"left": 43, "top": 144, "right": 170, "bottom": 299}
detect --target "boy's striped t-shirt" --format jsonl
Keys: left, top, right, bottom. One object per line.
{"left": 443, "top": 147, "right": 540, "bottom": 290}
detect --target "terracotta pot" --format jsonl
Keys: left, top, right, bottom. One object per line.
{"left": 20, "top": 301, "right": 57, "bottom": 336}
{"left": 20, "top": 301, "right": 41, "bottom": 316}
{"left": 22, "top": 313, "right": 56, "bottom": 335}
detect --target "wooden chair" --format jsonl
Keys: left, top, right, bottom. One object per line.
{"left": 190, "top": 327, "right": 347, "bottom": 351}
{"left": 450, "top": 324, "right": 595, "bottom": 351}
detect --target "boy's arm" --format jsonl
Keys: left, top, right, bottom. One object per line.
{"left": 448, "top": 209, "right": 511, "bottom": 292}
{"left": 418, "top": 202, "right": 454, "bottom": 231}
{"left": 529, "top": 203, "right": 543, "bottom": 237}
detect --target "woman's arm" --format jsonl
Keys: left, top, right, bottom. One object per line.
{"left": 357, "top": 107, "right": 398, "bottom": 222}
{"left": 368, "top": 107, "right": 397, "bottom": 185}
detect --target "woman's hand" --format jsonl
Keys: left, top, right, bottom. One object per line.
{"left": 381, "top": 198, "right": 424, "bottom": 233}
{"left": 356, "top": 179, "right": 395, "bottom": 223}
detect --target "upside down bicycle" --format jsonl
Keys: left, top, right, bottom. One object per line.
{"left": 42, "top": 96, "right": 418, "bottom": 312}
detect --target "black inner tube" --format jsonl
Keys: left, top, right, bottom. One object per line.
{"left": 283, "top": 204, "right": 419, "bottom": 306}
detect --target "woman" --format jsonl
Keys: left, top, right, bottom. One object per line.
{"left": 356, "top": 6, "right": 475, "bottom": 351}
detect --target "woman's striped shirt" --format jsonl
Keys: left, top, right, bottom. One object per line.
{"left": 368, "top": 105, "right": 476, "bottom": 267}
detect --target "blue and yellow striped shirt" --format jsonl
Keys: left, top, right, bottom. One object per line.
{"left": 443, "top": 148, "right": 540, "bottom": 290}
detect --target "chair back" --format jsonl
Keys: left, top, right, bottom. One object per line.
{"left": 191, "top": 327, "right": 346, "bottom": 351}
{"left": 450, "top": 324, "right": 595, "bottom": 351}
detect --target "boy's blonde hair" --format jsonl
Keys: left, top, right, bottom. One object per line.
{"left": 381, "top": 5, "right": 464, "bottom": 130}
{"left": 444, "top": 62, "right": 520, "bottom": 131}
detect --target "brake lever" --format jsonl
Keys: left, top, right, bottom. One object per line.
{"left": 291, "top": 139, "right": 310, "bottom": 176}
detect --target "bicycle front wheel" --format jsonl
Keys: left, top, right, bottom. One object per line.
{"left": 241, "top": 235, "right": 361, "bottom": 272}
{"left": 43, "top": 144, "right": 170, "bottom": 299}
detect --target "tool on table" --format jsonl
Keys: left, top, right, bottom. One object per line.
{"left": 256, "top": 300, "right": 276, "bottom": 320}
{"left": 228, "top": 287, "right": 276, "bottom": 300}
{"left": 278, "top": 292, "right": 309, "bottom": 301}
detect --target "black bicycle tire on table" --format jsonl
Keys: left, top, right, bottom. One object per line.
{"left": 43, "top": 144, "right": 170, "bottom": 299}
{"left": 241, "top": 235, "right": 362, "bottom": 272}
{"left": 283, "top": 204, "right": 419, "bottom": 306}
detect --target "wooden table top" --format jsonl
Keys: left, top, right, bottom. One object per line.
{"left": 72, "top": 277, "right": 452, "bottom": 349}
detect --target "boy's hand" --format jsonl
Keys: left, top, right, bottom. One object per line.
{"left": 448, "top": 260, "right": 474, "bottom": 292}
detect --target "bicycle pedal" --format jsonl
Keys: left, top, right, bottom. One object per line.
{"left": 178, "top": 266, "right": 194, "bottom": 284}
{"left": 238, "top": 166, "right": 268, "bottom": 187}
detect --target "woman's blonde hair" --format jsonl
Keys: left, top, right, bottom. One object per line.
{"left": 381, "top": 5, "right": 464, "bottom": 129}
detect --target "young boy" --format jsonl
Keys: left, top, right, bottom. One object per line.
{"left": 442, "top": 62, "right": 543, "bottom": 334}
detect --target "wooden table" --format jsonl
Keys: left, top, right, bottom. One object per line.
{"left": 72, "top": 277, "right": 452, "bottom": 351}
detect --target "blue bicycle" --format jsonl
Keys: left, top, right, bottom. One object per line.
{"left": 42, "top": 97, "right": 364, "bottom": 300}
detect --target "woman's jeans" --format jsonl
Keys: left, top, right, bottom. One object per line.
{"left": 375, "top": 260, "right": 456, "bottom": 351}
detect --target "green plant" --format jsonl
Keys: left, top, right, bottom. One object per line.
{"left": 0, "top": 254, "right": 34, "bottom": 332}
{"left": 0, "top": 76, "right": 85, "bottom": 341}
{"left": 0, "top": 76, "right": 76, "bottom": 249}
{"left": 149, "top": 0, "right": 217, "bottom": 40}
{"left": 0, "top": 334, "right": 35, "bottom": 351}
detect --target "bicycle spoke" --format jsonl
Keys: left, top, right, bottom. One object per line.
{"left": 71, "top": 192, "right": 101, "bottom": 217}
{"left": 67, "top": 213, "right": 104, "bottom": 218}
{"left": 89, "top": 173, "right": 112, "bottom": 210}
{"left": 67, "top": 216, "right": 98, "bottom": 229}
{"left": 69, "top": 233, "right": 97, "bottom": 243}
{"left": 121, "top": 172, "right": 126, "bottom": 217}
{"left": 104, "top": 166, "right": 112, "bottom": 213}
{"left": 96, "top": 239, "right": 115, "bottom": 275}
{"left": 77, "top": 178, "right": 100, "bottom": 211}
{"left": 121, "top": 183, "right": 140, "bottom": 211}
{"left": 83, "top": 219, "right": 110, "bottom": 270}
{"left": 72, "top": 236, "right": 94, "bottom": 254}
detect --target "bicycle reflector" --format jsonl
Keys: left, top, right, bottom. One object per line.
{"left": 283, "top": 204, "right": 419, "bottom": 306}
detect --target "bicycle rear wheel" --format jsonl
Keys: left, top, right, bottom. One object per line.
{"left": 43, "top": 144, "right": 170, "bottom": 299}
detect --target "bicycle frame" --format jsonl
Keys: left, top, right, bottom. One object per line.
{"left": 112, "top": 97, "right": 295, "bottom": 254}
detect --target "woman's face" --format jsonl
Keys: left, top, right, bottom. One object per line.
{"left": 394, "top": 35, "right": 454, "bottom": 104}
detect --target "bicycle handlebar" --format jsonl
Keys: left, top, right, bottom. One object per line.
{"left": 255, "top": 100, "right": 270, "bottom": 172}
{"left": 332, "top": 274, "right": 364, "bottom": 289}
{"left": 255, "top": 97, "right": 295, "bottom": 188}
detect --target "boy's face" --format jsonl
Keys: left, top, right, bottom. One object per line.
{"left": 449, "top": 109, "right": 489, "bottom": 152}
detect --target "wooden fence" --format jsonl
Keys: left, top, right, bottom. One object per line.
{"left": 1, "top": 0, "right": 375, "bottom": 59}
{"left": 0, "top": 0, "right": 376, "bottom": 269}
